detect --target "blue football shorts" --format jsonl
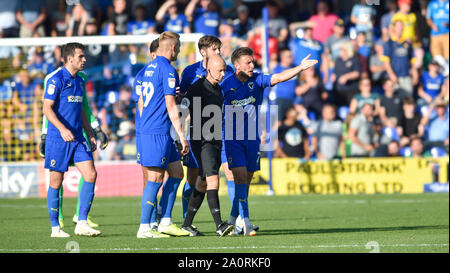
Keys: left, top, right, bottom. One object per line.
{"left": 140, "top": 134, "right": 180, "bottom": 170}
{"left": 44, "top": 135, "right": 93, "bottom": 172}
{"left": 224, "top": 139, "right": 261, "bottom": 172}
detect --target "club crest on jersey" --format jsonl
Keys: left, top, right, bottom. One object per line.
{"left": 50, "top": 159, "right": 56, "bottom": 167}
{"left": 248, "top": 82, "right": 254, "bottom": 89}
{"left": 228, "top": 157, "right": 233, "bottom": 165}
{"left": 161, "top": 157, "right": 166, "bottom": 165}
{"left": 137, "top": 153, "right": 140, "bottom": 160}
{"left": 47, "top": 84, "right": 56, "bottom": 95}
{"left": 168, "top": 78, "right": 176, "bottom": 89}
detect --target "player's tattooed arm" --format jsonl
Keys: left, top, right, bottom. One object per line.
{"left": 270, "top": 54, "right": 318, "bottom": 86}
{"left": 43, "top": 99, "right": 75, "bottom": 142}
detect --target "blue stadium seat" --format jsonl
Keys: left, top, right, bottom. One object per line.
{"left": 338, "top": 106, "right": 350, "bottom": 121}
{"left": 428, "top": 146, "right": 448, "bottom": 157}
{"left": 399, "top": 147, "right": 412, "bottom": 157}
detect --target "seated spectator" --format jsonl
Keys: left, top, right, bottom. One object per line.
{"left": 272, "top": 48, "right": 298, "bottom": 122}
{"left": 295, "top": 67, "right": 325, "bottom": 118}
{"left": 418, "top": 60, "right": 447, "bottom": 106}
{"left": 350, "top": 0, "right": 376, "bottom": 43}
{"left": 66, "top": 3, "right": 88, "bottom": 37}
{"left": 422, "top": 99, "right": 449, "bottom": 152}
{"left": 275, "top": 107, "right": 310, "bottom": 159}
{"left": 127, "top": 4, "right": 155, "bottom": 35}
{"left": 409, "top": 136, "right": 426, "bottom": 157}
{"left": 185, "top": 0, "right": 220, "bottom": 36}
{"left": 348, "top": 103, "right": 376, "bottom": 157}
{"left": 155, "top": 0, "right": 190, "bottom": 34}
{"left": 311, "top": 104, "right": 345, "bottom": 160}
{"left": 108, "top": 0, "right": 129, "bottom": 35}
{"left": 233, "top": 5, "right": 254, "bottom": 40}
{"left": 349, "top": 78, "right": 381, "bottom": 115}
{"left": 255, "top": 1, "right": 289, "bottom": 47}
{"left": 387, "top": 140, "right": 400, "bottom": 157}
{"left": 380, "top": 0, "right": 397, "bottom": 42}
{"left": 220, "top": 0, "right": 241, "bottom": 19}
{"left": 379, "top": 79, "right": 404, "bottom": 124}
{"left": 289, "top": 25, "right": 324, "bottom": 74}
{"left": 426, "top": 0, "right": 449, "bottom": 60}
{"left": 27, "top": 47, "right": 51, "bottom": 77}
{"left": 370, "top": 40, "right": 389, "bottom": 90}
{"left": 114, "top": 121, "right": 137, "bottom": 160}
{"left": 16, "top": 0, "right": 46, "bottom": 38}
{"left": 398, "top": 97, "right": 425, "bottom": 146}
{"left": 354, "top": 31, "right": 370, "bottom": 79}
{"left": 332, "top": 41, "right": 361, "bottom": 107}
{"left": 324, "top": 18, "right": 350, "bottom": 63}
{"left": 384, "top": 19, "right": 419, "bottom": 97}
{"left": 0, "top": 0, "right": 19, "bottom": 37}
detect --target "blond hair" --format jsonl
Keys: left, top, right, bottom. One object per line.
{"left": 158, "top": 31, "right": 180, "bottom": 52}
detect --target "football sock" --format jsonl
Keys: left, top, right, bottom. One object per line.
{"left": 229, "top": 181, "right": 239, "bottom": 219}
{"left": 140, "top": 181, "right": 162, "bottom": 224}
{"left": 47, "top": 186, "right": 60, "bottom": 227}
{"left": 159, "top": 177, "right": 182, "bottom": 222}
{"left": 150, "top": 198, "right": 159, "bottom": 224}
{"left": 227, "top": 180, "right": 235, "bottom": 203}
{"left": 182, "top": 189, "right": 205, "bottom": 227}
{"left": 58, "top": 186, "right": 64, "bottom": 220}
{"left": 182, "top": 182, "right": 193, "bottom": 220}
{"left": 235, "top": 184, "right": 249, "bottom": 219}
{"left": 75, "top": 177, "right": 84, "bottom": 217}
{"left": 78, "top": 181, "right": 95, "bottom": 221}
{"left": 207, "top": 189, "right": 223, "bottom": 229}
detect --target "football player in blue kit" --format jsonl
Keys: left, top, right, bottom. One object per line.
{"left": 178, "top": 35, "right": 235, "bottom": 220}
{"left": 136, "top": 31, "right": 191, "bottom": 238}
{"left": 43, "top": 42, "right": 101, "bottom": 238}
{"left": 222, "top": 47, "right": 318, "bottom": 235}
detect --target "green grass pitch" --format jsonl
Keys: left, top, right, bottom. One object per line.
{"left": 0, "top": 193, "right": 448, "bottom": 253}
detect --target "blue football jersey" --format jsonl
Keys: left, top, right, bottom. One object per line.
{"left": 221, "top": 72, "right": 272, "bottom": 141}
{"left": 164, "top": 14, "right": 189, "bottom": 34}
{"left": 43, "top": 67, "right": 85, "bottom": 140}
{"left": 422, "top": 71, "right": 445, "bottom": 99}
{"left": 137, "top": 56, "right": 179, "bottom": 135}
{"left": 180, "top": 60, "right": 234, "bottom": 94}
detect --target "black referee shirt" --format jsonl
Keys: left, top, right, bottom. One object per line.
{"left": 184, "top": 77, "right": 223, "bottom": 141}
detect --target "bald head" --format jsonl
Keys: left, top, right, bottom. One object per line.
{"left": 206, "top": 55, "right": 226, "bottom": 85}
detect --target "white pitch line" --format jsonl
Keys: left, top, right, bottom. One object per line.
{"left": 0, "top": 243, "right": 448, "bottom": 252}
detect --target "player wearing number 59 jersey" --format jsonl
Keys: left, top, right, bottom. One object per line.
{"left": 136, "top": 31, "right": 190, "bottom": 238}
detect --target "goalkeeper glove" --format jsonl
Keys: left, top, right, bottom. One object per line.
{"left": 39, "top": 134, "right": 46, "bottom": 158}
{"left": 94, "top": 127, "right": 108, "bottom": 150}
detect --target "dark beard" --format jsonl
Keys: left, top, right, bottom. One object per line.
{"left": 237, "top": 71, "right": 250, "bottom": 82}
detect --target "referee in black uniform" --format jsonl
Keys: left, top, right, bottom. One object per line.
{"left": 181, "top": 55, "right": 233, "bottom": 237}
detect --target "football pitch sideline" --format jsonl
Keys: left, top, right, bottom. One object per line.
{"left": 0, "top": 193, "right": 448, "bottom": 253}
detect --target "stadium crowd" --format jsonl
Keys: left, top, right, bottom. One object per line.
{"left": 0, "top": 0, "right": 448, "bottom": 162}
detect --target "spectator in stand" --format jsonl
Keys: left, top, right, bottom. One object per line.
{"left": 156, "top": 0, "right": 191, "bottom": 34}
{"left": 350, "top": 0, "right": 376, "bottom": 43}
{"left": 248, "top": 23, "right": 279, "bottom": 69}
{"left": 66, "top": 3, "right": 88, "bottom": 37}
{"left": 289, "top": 25, "right": 324, "bottom": 75}
{"left": 27, "top": 47, "right": 51, "bottom": 77}
{"left": 255, "top": 1, "right": 289, "bottom": 48}
{"left": 370, "top": 40, "right": 390, "bottom": 91}
{"left": 418, "top": 60, "right": 447, "bottom": 106}
{"left": 422, "top": 99, "right": 449, "bottom": 152}
{"left": 348, "top": 103, "right": 376, "bottom": 157}
{"left": 50, "top": 0, "right": 69, "bottom": 37}
{"left": 426, "top": 0, "right": 449, "bottom": 60}
{"left": 409, "top": 136, "right": 427, "bottom": 157}
{"left": 185, "top": 0, "right": 220, "bottom": 36}
{"left": 114, "top": 121, "right": 137, "bottom": 160}
{"left": 387, "top": 140, "right": 400, "bottom": 157}
{"left": 332, "top": 41, "right": 361, "bottom": 107}
{"left": 398, "top": 97, "right": 425, "bottom": 146}
{"left": 384, "top": 19, "right": 418, "bottom": 97}
{"left": 127, "top": 4, "right": 155, "bottom": 35}
{"left": 16, "top": 0, "right": 46, "bottom": 38}
{"left": 272, "top": 48, "right": 298, "bottom": 122}
{"left": 391, "top": 0, "right": 425, "bottom": 70}
{"left": 233, "top": 5, "right": 254, "bottom": 40}
{"left": 380, "top": 0, "right": 397, "bottom": 42}
{"left": 0, "top": 0, "right": 19, "bottom": 37}
{"left": 220, "top": 0, "right": 242, "bottom": 20}
{"left": 108, "top": 0, "right": 129, "bottom": 35}
{"left": 324, "top": 19, "right": 350, "bottom": 63}
{"left": 354, "top": 31, "right": 370, "bottom": 79}
{"left": 349, "top": 78, "right": 381, "bottom": 115}
{"left": 295, "top": 66, "right": 326, "bottom": 118}
{"left": 311, "top": 104, "right": 346, "bottom": 160}
{"left": 275, "top": 106, "right": 310, "bottom": 159}
{"left": 305, "top": 0, "right": 338, "bottom": 44}
{"left": 379, "top": 79, "right": 405, "bottom": 125}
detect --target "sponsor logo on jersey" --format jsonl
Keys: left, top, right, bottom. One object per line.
{"left": 67, "top": 95, "right": 83, "bottom": 103}
{"left": 231, "top": 96, "right": 256, "bottom": 106}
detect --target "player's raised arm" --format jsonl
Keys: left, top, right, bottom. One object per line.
{"left": 270, "top": 54, "right": 318, "bottom": 86}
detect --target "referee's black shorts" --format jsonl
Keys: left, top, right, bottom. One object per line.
{"left": 190, "top": 140, "right": 222, "bottom": 180}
